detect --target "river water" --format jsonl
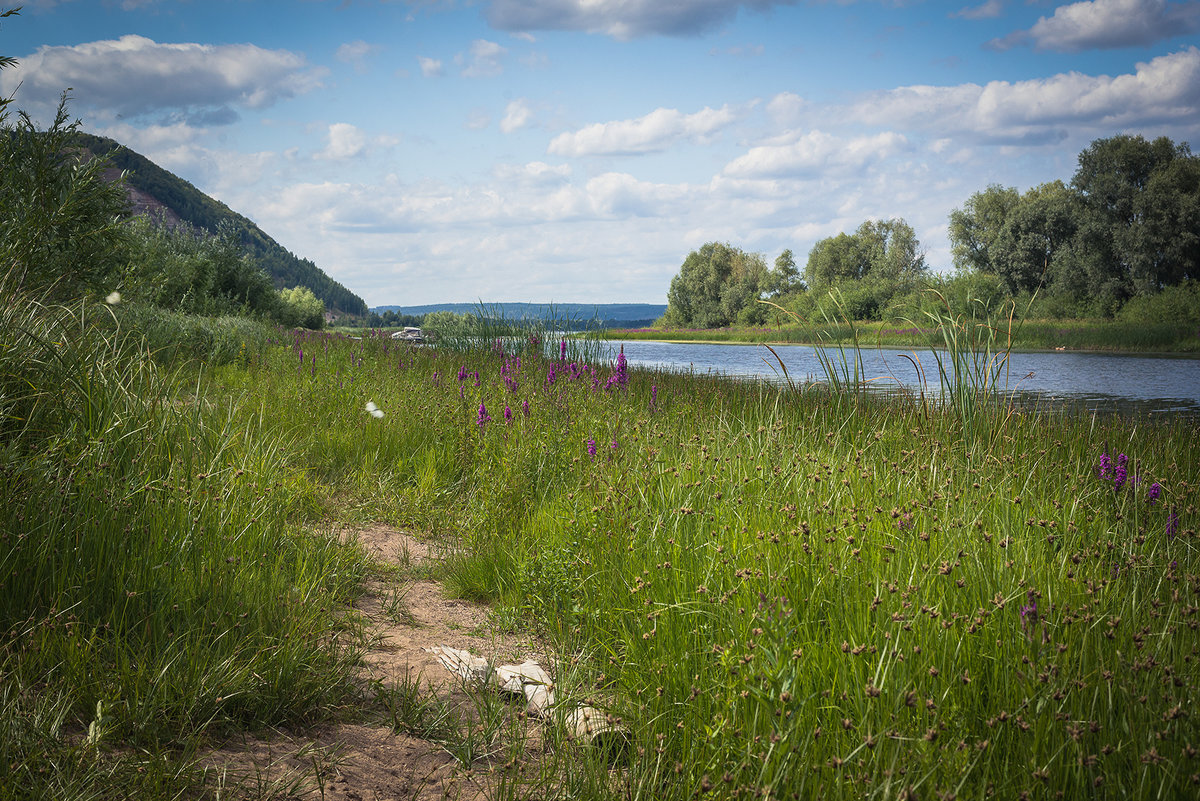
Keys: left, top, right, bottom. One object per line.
{"left": 599, "top": 340, "right": 1200, "bottom": 416}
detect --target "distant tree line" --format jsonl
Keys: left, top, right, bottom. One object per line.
{"left": 661, "top": 135, "right": 1199, "bottom": 327}
{"left": 363, "top": 309, "right": 425, "bottom": 328}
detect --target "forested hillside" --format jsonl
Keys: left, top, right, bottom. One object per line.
{"left": 74, "top": 133, "right": 367, "bottom": 315}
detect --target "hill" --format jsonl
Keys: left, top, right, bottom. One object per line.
{"left": 372, "top": 302, "right": 667, "bottom": 328}
{"left": 75, "top": 133, "right": 367, "bottom": 316}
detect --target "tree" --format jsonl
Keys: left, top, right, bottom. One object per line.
{"left": 802, "top": 218, "right": 926, "bottom": 320}
{"left": 769, "top": 249, "right": 802, "bottom": 296}
{"left": 662, "top": 242, "right": 769, "bottom": 328}
{"left": 855, "top": 218, "right": 926, "bottom": 290}
{"left": 948, "top": 184, "right": 1021, "bottom": 274}
{"left": 278, "top": 286, "right": 325, "bottom": 329}
{"left": 988, "top": 181, "right": 1086, "bottom": 296}
{"left": 1072, "top": 134, "right": 1199, "bottom": 296}
{"left": 804, "top": 232, "right": 868, "bottom": 290}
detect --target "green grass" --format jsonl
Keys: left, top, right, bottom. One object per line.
{"left": 206, "top": 322, "right": 1199, "bottom": 800}
{"left": 0, "top": 295, "right": 371, "bottom": 799}
{"left": 4, "top": 296, "right": 1197, "bottom": 799}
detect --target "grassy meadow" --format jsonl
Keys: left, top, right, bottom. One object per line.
{"left": 2, "top": 296, "right": 1198, "bottom": 799}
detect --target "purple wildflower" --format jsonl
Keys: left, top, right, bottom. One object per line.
{"left": 477, "top": 401, "right": 491, "bottom": 426}
{"left": 1166, "top": 508, "right": 1180, "bottom": 539}
{"left": 1148, "top": 482, "right": 1162, "bottom": 505}
{"left": 611, "top": 438, "right": 618, "bottom": 451}
{"left": 615, "top": 348, "right": 628, "bottom": 390}
{"left": 1097, "top": 451, "right": 1112, "bottom": 479}
{"left": 650, "top": 384, "right": 658, "bottom": 408}
{"left": 560, "top": 338, "right": 567, "bottom": 361}
{"left": 457, "top": 366, "right": 467, "bottom": 383}
{"left": 1113, "top": 459, "right": 1128, "bottom": 492}
{"left": 1019, "top": 588, "right": 1040, "bottom": 640}
{"left": 503, "top": 404, "right": 512, "bottom": 423}
{"left": 521, "top": 399, "right": 530, "bottom": 416}
{"left": 586, "top": 438, "right": 597, "bottom": 460}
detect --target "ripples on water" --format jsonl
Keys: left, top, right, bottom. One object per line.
{"left": 601, "top": 340, "right": 1200, "bottom": 417}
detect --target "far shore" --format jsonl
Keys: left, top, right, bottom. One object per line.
{"left": 600, "top": 320, "right": 1200, "bottom": 355}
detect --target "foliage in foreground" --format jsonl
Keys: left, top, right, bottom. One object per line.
{"left": 206, "top": 326, "right": 1199, "bottom": 801}
{"left": 0, "top": 292, "right": 368, "bottom": 800}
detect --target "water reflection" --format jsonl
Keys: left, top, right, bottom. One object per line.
{"left": 600, "top": 340, "right": 1200, "bottom": 416}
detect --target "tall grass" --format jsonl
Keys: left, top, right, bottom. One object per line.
{"left": 6, "top": 288, "right": 1196, "bottom": 799}
{"left": 206, "top": 317, "right": 1199, "bottom": 800}
{"left": 0, "top": 293, "right": 370, "bottom": 799}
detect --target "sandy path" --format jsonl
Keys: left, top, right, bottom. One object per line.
{"left": 203, "top": 524, "right": 550, "bottom": 801}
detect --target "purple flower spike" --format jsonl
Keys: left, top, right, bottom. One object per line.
{"left": 1166, "top": 508, "right": 1180, "bottom": 539}
{"left": 1148, "top": 482, "right": 1162, "bottom": 505}
{"left": 521, "top": 399, "right": 530, "bottom": 416}
{"left": 1097, "top": 451, "right": 1112, "bottom": 479}
{"left": 503, "top": 404, "right": 512, "bottom": 423}
{"left": 477, "top": 401, "right": 491, "bottom": 426}
{"left": 560, "top": 338, "right": 567, "bottom": 361}
{"left": 586, "top": 438, "right": 597, "bottom": 460}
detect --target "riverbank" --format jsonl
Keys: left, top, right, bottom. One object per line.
{"left": 606, "top": 317, "right": 1200, "bottom": 353}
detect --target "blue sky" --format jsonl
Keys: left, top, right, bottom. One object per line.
{"left": 3, "top": 0, "right": 1199, "bottom": 306}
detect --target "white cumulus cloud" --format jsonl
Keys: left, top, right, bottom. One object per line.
{"left": 848, "top": 47, "right": 1200, "bottom": 142}
{"left": 721, "top": 130, "right": 910, "bottom": 180}
{"left": 459, "top": 39, "right": 508, "bottom": 78}
{"left": 317, "top": 123, "right": 368, "bottom": 160}
{"left": 548, "top": 105, "right": 739, "bottom": 157}
{"left": 0, "top": 35, "right": 325, "bottom": 120}
{"left": 990, "top": 0, "right": 1200, "bottom": 52}
{"left": 417, "top": 56, "right": 444, "bottom": 77}
{"left": 500, "top": 98, "right": 534, "bottom": 133}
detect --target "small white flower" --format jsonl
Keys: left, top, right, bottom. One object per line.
{"left": 105, "top": 291, "right": 121, "bottom": 305}
{"left": 365, "top": 401, "right": 384, "bottom": 418}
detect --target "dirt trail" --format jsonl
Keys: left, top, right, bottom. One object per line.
{"left": 204, "top": 524, "right": 548, "bottom": 801}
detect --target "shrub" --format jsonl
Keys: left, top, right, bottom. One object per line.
{"left": 1117, "top": 279, "right": 1200, "bottom": 327}
{"left": 0, "top": 95, "right": 130, "bottom": 299}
